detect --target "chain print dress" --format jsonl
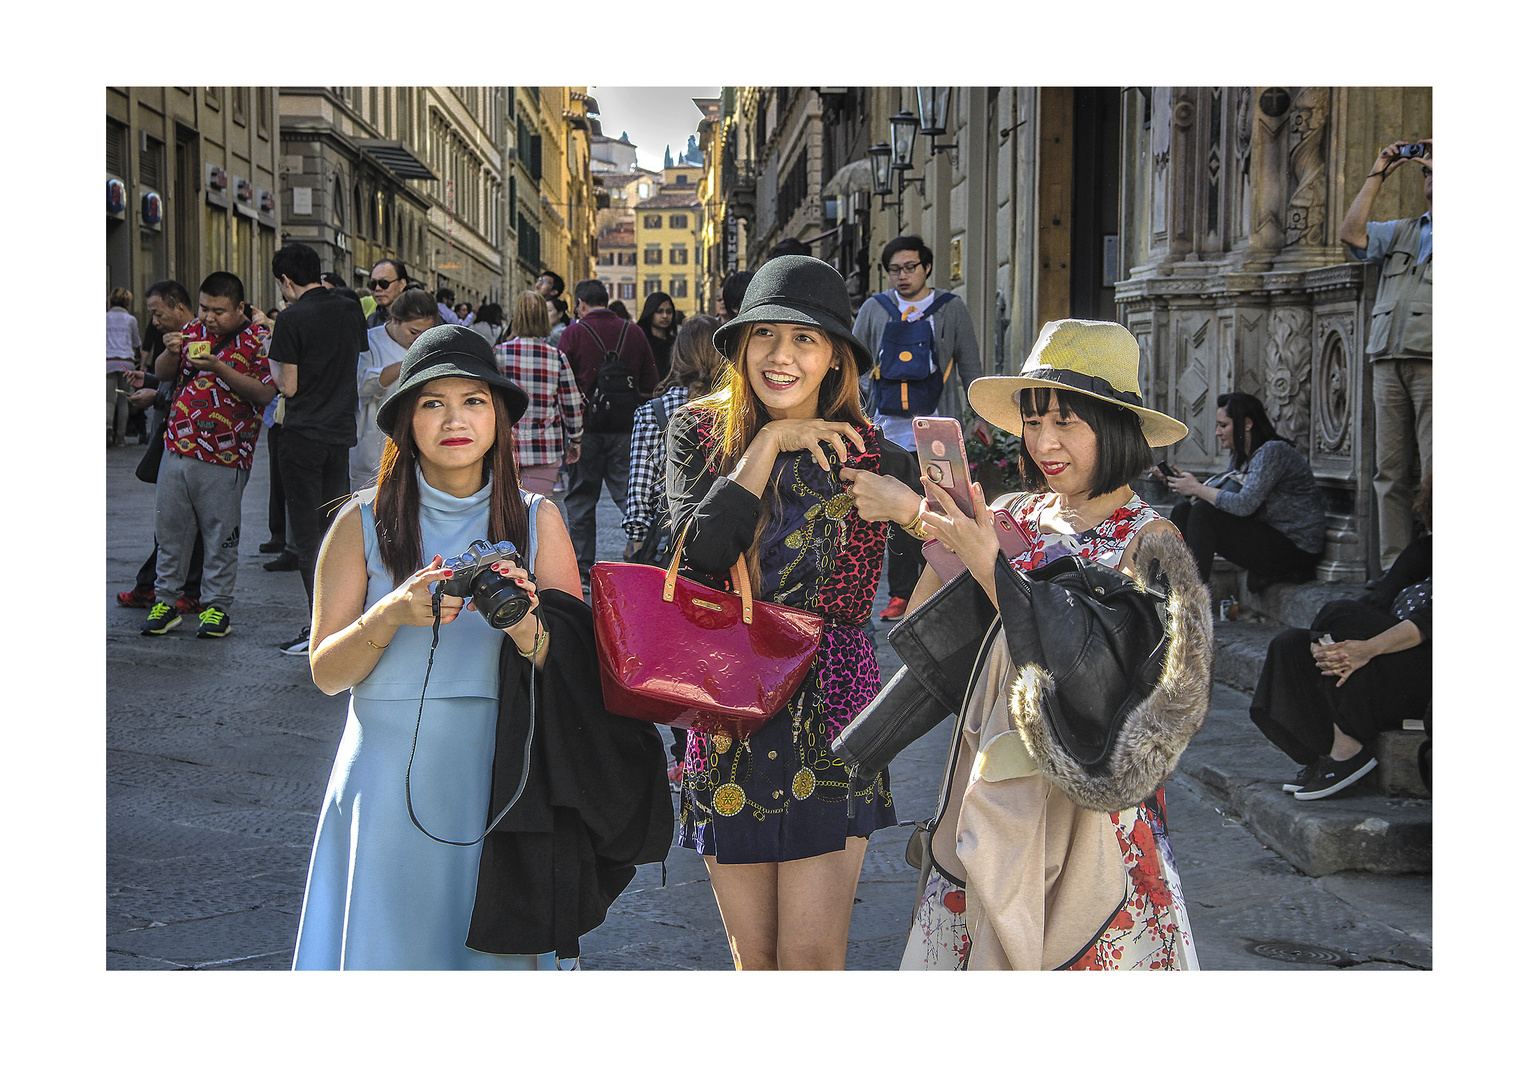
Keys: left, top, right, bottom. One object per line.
{"left": 666, "top": 408, "right": 918, "bottom": 863}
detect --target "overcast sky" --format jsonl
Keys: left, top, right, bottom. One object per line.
{"left": 588, "top": 86, "right": 722, "bottom": 172}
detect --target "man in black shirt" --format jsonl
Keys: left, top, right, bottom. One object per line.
{"left": 268, "top": 243, "right": 368, "bottom": 654}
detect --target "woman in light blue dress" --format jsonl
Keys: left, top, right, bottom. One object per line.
{"left": 293, "top": 325, "right": 582, "bottom": 970}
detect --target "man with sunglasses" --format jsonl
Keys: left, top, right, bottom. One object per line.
{"left": 852, "top": 235, "right": 983, "bottom": 621}
{"left": 367, "top": 259, "right": 409, "bottom": 329}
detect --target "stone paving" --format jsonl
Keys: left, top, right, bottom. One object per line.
{"left": 106, "top": 439, "right": 1429, "bottom": 970}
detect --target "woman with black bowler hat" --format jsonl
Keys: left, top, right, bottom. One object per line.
{"left": 292, "top": 325, "right": 669, "bottom": 969}
{"left": 664, "top": 255, "right": 923, "bottom": 969}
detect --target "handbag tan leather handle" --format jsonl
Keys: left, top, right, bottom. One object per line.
{"left": 663, "top": 519, "right": 754, "bottom": 625}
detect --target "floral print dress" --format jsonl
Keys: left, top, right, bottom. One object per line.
{"left": 903, "top": 492, "right": 1200, "bottom": 970}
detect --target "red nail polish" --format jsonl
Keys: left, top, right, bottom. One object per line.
{"left": 443, "top": 569, "right": 453, "bottom": 577}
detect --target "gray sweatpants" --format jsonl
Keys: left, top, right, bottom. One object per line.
{"left": 153, "top": 452, "right": 250, "bottom": 611}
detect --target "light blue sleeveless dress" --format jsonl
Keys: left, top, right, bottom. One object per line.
{"left": 292, "top": 472, "right": 557, "bottom": 970}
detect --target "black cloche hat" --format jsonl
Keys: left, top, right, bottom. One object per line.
{"left": 713, "top": 255, "right": 873, "bottom": 373}
{"left": 375, "top": 324, "right": 529, "bottom": 438}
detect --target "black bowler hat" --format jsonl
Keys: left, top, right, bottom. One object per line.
{"left": 375, "top": 324, "right": 529, "bottom": 438}
{"left": 713, "top": 255, "right": 873, "bottom": 373}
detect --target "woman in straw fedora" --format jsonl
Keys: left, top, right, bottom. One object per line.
{"left": 664, "top": 255, "right": 924, "bottom": 969}
{"left": 863, "top": 318, "right": 1210, "bottom": 970}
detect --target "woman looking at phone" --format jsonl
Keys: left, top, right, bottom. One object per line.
{"left": 860, "top": 319, "right": 1209, "bottom": 970}
{"left": 1157, "top": 391, "right": 1325, "bottom": 592}
{"left": 664, "top": 256, "right": 922, "bottom": 969}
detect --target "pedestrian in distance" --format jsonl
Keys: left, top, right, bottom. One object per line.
{"left": 873, "top": 318, "right": 1207, "bottom": 969}
{"left": 268, "top": 242, "right": 370, "bottom": 656}
{"left": 1157, "top": 391, "right": 1326, "bottom": 593}
{"left": 117, "top": 279, "right": 208, "bottom": 614}
{"left": 468, "top": 301, "right": 504, "bottom": 347}
{"left": 293, "top": 324, "right": 668, "bottom": 968}
{"left": 139, "top": 271, "right": 276, "bottom": 641}
{"left": 608, "top": 300, "right": 632, "bottom": 321}
{"left": 351, "top": 287, "right": 440, "bottom": 491}
{"left": 493, "top": 290, "right": 584, "bottom": 497}
{"left": 1339, "top": 138, "right": 1432, "bottom": 574}
{"left": 852, "top": 235, "right": 985, "bottom": 624}
{"left": 636, "top": 291, "right": 681, "bottom": 383}
{"left": 665, "top": 255, "right": 923, "bottom": 969}
{"left": 366, "top": 259, "right": 410, "bottom": 329}
{"left": 106, "top": 287, "right": 141, "bottom": 447}
{"left": 719, "top": 269, "right": 753, "bottom": 319}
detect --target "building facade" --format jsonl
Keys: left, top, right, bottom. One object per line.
{"left": 106, "top": 87, "right": 283, "bottom": 311}
{"left": 634, "top": 181, "right": 704, "bottom": 316}
{"left": 717, "top": 86, "right": 1431, "bottom": 581}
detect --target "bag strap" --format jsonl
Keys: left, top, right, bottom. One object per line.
{"left": 925, "top": 291, "right": 957, "bottom": 318}
{"left": 872, "top": 291, "right": 901, "bottom": 318}
{"left": 663, "top": 518, "right": 753, "bottom": 625}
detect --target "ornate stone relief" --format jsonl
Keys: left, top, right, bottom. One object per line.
{"left": 1264, "top": 307, "right": 1312, "bottom": 439}
{"left": 1314, "top": 315, "right": 1353, "bottom": 454}
{"left": 1286, "top": 87, "right": 1330, "bottom": 247}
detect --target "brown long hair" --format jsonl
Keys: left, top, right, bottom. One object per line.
{"left": 683, "top": 327, "right": 866, "bottom": 591}
{"left": 372, "top": 381, "right": 529, "bottom": 584}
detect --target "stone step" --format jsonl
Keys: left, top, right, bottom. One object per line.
{"left": 1175, "top": 686, "right": 1432, "bottom": 877}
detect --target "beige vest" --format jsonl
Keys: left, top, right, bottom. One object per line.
{"left": 1365, "top": 215, "right": 1432, "bottom": 361}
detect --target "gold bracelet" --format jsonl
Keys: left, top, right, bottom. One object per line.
{"left": 358, "top": 617, "right": 389, "bottom": 649}
{"left": 899, "top": 509, "right": 930, "bottom": 541}
{"left": 516, "top": 621, "right": 547, "bottom": 659}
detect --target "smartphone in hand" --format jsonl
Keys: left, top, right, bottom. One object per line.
{"left": 1156, "top": 459, "right": 1180, "bottom": 478}
{"left": 922, "top": 506, "right": 1028, "bottom": 584}
{"left": 913, "top": 415, "right": 974, "bottom": 519}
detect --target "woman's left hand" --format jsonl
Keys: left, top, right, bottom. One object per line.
{"left": 465, "top": 559, "right": 543, "bottom": 651}
{"left": 1313, "top": 638, "right": 1375, "bottom": 687}
{"left": 920, "top": 476, "right": 998, "bottom": 579}
{"left": 1166, "top": 470, "right": 1203, "bottom": 498}
{"left": 840, "top": 466, "right": 922, "bottom": 524}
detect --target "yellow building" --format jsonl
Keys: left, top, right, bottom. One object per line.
{"left": 634, "top": 181, "right": 703, "bottom": 316}
{"left": 693, "top": 96, "right": 726, "bottom": 314}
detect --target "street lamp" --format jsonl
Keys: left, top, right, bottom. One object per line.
{"left": 916, "top": 87, "right": 951, "bottom": 135}
{"left": 889, "top": 111, "right": 918, "bottom": 171}
{"left": 916, "top": 87, "right": 959, "bottom": 158}
{"left": 869, "top": 142, "right": 893, "bottom": 196}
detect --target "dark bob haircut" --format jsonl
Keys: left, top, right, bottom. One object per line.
{"left": 1014, "top": 387, "right": 1154, "bottom": 499}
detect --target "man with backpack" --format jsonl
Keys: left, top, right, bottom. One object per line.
{"left": 853, "top": 235, "right": 984, "bottom": 621}
{"left": 557, "top": 279, "right": 659, "bottom": 586}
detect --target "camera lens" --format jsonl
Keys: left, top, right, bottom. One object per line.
{"left": 470, "top": 567, "right": 532, "bottom": 629}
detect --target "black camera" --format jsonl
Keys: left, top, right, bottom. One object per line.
{"left": 436, "top": 539, "right": 534, "bottom": 629}
{"left": 1398, "top": 143, "right": 1428, "bottom": 159}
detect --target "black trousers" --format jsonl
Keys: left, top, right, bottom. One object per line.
{"left": 1249, "top": 599, "right": 1431, "bottom": 765}
{"left": 136, "top": 536, "right": 203, "bottom": 600}
{"left": 1169, "top": 498, "right": 1320, "bottom": 584}
{"left": 278, "top": 429, "right": 353, "bottom": 607}
{"left": 885, "top": 519, "right": 926, "bottom": 601}
{"left": 266, "top": 421, "right": 288, "bottom": 546}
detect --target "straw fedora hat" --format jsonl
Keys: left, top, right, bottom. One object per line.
{"left": 967, "top": 319, "right": 1187, "bottom": 447}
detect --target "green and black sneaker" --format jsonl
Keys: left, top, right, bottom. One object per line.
{"left": 140, "top": 601, "right": 182, "bottom": 636}
{"left": 196, "top": 606, "right": 232, "bottom": 639}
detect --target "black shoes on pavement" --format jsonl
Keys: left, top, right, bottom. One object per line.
{"left": 264, "top": 552, "right": 300, "bottom": 572}
{"left": 279, "top": 626, "right": 311, "bottom": 655}
{"left": 1292, "top": 750, "right": 1377, "bottom": 801}
{"left": 258, "top": 538, "right": 286, "bottom": 554}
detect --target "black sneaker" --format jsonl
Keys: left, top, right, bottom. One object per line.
{"left": 263, "top": 552, "right": 300, "bottom": 572}
{"left": 140, "top": 601, "right": 182, "bottom": 636}
{"left": 279, "top": 626, "right": 311, "bottom": 655}
{"left": 1293, "top": 750, "right": 1377, "bottom": 801}
{"left": 258, "top": 538, "right": 285, "bottom": 554}
{"left": 1282, "top": 761, "right": 1323, "bottom": 793}
{"left": 196, "top": 606, "right": 232, "bottom": 638}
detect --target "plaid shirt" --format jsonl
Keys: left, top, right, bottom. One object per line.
{"left": 494, "top": 336, "right": 583, "bottom": 467}
{"left": 623, "top": 385, "right": 690, "bottom": 543}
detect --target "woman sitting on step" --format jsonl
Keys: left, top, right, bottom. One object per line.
{"left": 1247, "top": 472, "right": 1431, "bottom": 801}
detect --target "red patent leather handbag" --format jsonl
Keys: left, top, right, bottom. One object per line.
{"left": 589, "top": 521, "right": 824, "bottom": 738}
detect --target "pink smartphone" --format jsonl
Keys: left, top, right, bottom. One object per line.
{"left": 921, "top": 507, "right": 1027, "bottom": 584}
{"left": 912, "top": 416, "right": 974, "bottom": 519}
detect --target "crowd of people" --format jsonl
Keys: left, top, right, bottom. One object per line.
{"left": 107, "top": 136, "right": 1429, "bottom": 970}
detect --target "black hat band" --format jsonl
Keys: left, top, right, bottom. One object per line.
{"left": 740, "top": 293, "right": 850, "bottom": 327}
{"left": 1021, "top": 367, "right": 1144, "bottom": 409}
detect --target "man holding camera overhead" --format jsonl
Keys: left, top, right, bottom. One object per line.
{"left": 1340, "top": 138, "right": 1432, "bottom": 573}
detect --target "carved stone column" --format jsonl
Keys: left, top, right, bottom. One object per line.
{"left": 1247, "top": 87, "right": 1290, "bottom": 260}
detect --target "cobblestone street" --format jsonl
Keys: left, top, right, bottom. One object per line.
{"left": 106, "top": 440, "right": 1428, "bottom": 971}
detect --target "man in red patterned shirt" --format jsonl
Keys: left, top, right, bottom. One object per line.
{"left": 140, "top": 271, "right": 275, "bottom": 640}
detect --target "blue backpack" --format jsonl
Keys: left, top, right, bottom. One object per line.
{"left": 869, "top": 291, "right": 957, "bottom": 416}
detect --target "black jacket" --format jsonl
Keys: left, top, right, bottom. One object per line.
{"left": 466, "top": 589, "right": 673, "bottom": 959}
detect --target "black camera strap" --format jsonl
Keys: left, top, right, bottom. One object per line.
{"left": 404, "top": 588, "right": 537, "bottom": 846}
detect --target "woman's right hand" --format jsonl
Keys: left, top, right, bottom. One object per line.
{"left": 374, "top": 556, "right": 467, "bottom": 628}
{"left": 763, "top": 418, "right": 867, "bottom": 473}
